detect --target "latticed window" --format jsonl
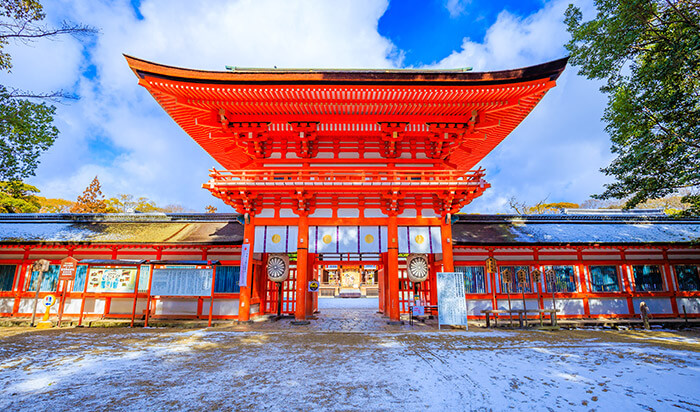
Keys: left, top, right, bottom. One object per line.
{"left": 455, "top": 266, "right": 486, "bottom": 294}
{"left": 26, "top": 264, "right": 60, "bottom": 292}
{"left": 589, "top": 266, "right": 620, "bottom": 292}
{"left": 0, "top": 265, "right": 16, "bottom": 291}
{"left": 72, "top": 265, "right": 89, "bottom": 292}
{"left": 215, "top": 265, "right": 241, "bottom": 293}
{"left": 499, "top": 266, "right": 531, "bottom": 293}
{"left": 544, "top": 266, "right": 577, "bottom": 293}
{"left": 632, "top": 265, "right": 664, "bottom": 292}
{"left": 674, "top": 265, "right": 700, "bottom": 291}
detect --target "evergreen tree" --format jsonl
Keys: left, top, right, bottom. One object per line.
{"left": 565, "top": 0, "right": 700, "bottom": 215}
{"left": 70, "top": 176, "right": 107, "bottom": 213}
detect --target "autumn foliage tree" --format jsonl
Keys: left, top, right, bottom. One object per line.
{"left": 70, "top": 176, "right": 107, "bottom": 213}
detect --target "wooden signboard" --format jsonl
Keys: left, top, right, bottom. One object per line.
{"left": 150, "top": 266, "right": 213, "bottom": 296}
{"left": 59, "top": 257, "right": 78, "bottom": 281}
{"left": 436, "top": 272, "right": 468, "bottom": 330}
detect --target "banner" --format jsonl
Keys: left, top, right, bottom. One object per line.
{"left": 436, "top": 272, "right": 468, "bottom": 329}
{"left": 87, "top": 267, "right": 138, "bottom": 293}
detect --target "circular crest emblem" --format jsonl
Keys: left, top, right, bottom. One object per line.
{"left": 406, "top": 254, "right": 429, "bottom": 283}
{"left": 267, "top": 254, "right": 289, "bottom": 283}
{"left": 322, "top": 234, "right": 333, "bottom": 244}
{"left": 364, "top": 234, "right": 374, "bottom": 244}
{"left": 271, "top": 234, "right": 282, "bottom": 244}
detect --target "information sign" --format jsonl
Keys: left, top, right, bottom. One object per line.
{"left": 87, "top": 267, "right": 138, "bottom": 293}
{"left": 43, "top": 294, "right": 57, "bottom": 307}
{"left": 308, "top": 280, "right": 320, "bottom": 292}
{"left": 436, "top": 272, "right": 468, "bottom": 329}
{"left": 239, "top": 244, "right": 250, "bottom": 288}
{"left": 59, "top": 257, "right": 78, "bottom": 281}
{"left": 411, "top": 305, "right": 425, "bottom": 316}
{"left": 150, "top": 267, "right": 213, "bottom": 296}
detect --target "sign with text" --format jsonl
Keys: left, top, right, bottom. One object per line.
{"left": 59, "top": 257, "right": 78, "bottom": 281}
{"left": 87, "top": 267, "right": 138, "bottom": 293}
{"left": 308, "top": 280, "right": 320, "bottom": 292}
{"left": 239, "top": 244, "right": 250, "bottom": 288}
{"left": 436, "top": 272, "right": 468, "bottom": 329}
{"left": 150, "top": 267, "right": 213, "bottom": 296}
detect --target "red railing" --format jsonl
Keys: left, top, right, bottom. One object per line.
{"left": 206, "top": 168, "right": 487, "bottom": 187}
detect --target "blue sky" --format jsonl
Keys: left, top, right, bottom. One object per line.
{"left": 1, "top": 0, "right": 610, "bottom": 213}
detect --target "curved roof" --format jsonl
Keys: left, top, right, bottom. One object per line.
{"left": 126, "top": 56, "right": 568, "bottom": 171}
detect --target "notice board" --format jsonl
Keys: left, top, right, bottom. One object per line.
{"left": 436, "top": 272, "right": 468, "bottom": 329}
{"left": 150, "top": 267, "right": 213, "bottom": 296}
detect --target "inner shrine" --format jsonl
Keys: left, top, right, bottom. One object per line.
{"left": 125, "top": 55, "right": 569, "bottom": 322}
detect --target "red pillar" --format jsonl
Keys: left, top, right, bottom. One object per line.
{"left": 662, "top": 248, "right": 679, "bottom": 317}
{"left": 295, "top": 214, "right": 309, "bottom": 321}
{"left": 440, "top": 221, "right": 455, "bottom": 272}
{"left": 387, "top": 214, "right": 400, "bottom": 321}
{"left": 238, "top": 216, "right": 255, "bottom": 322}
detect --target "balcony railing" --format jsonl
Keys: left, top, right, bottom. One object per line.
{"left": 205, "top": 168, "right": 487, "bottom": 188}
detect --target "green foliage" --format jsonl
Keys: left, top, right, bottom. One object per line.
{"left": 508, "top": 197, "right": 580, "bottom": 214}
{"left": 70, "top": 176, "right": 107, "bottom": 213}
{"left": 35, "top": 196, "right": 73, "bottom": 213}
{"left": 565, "top": 0, "right": 700, "bottom": 215}
{"left": 106, "top": 194, "right": 161, "bottom": 213}
{"left": 0, "top": 180, "right": 40, "bottom": 212}
{"left": 0, "top": 86, "right": 58, "bottom": 181}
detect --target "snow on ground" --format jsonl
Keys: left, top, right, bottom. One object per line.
{"left": 0, "top": 327, "right": 698, "bottom": 411}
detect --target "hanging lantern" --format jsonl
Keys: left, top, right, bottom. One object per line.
{"left": 485, "top": 257, "right": 498, "bottom": 274}
{"left": 517, "top": 269, "right": 528, "bottom": 285}
{"left": 545, "top": 268, "right": 556, "bottom": 284}
{"left": 406, "top": 254, "right": 429, "bottom": 283}
{"left": 267, "top": 254, "right": 290, "bottom": 283}
{"left": 531, "top": 269, "right": 542, "bottom": 282}
{"left": 501, "top": 268, "right": 512, "bottom": 283}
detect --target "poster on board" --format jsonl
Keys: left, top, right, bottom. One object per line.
{"left": 87, "top": 267, "right": 138, "bottom": 293}
{"left": 150, "top": 267, "right": 213, "bottom": 296}
{"left": 436, "top": 272, "right": 468, "bottom": 329}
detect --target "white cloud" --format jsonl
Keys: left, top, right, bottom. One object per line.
{"left": 4, "top": 0, "right": 397, "bottom": 210}
{"left": 428, "top": 0, "right": 612, "bottom": 213}
{"left": 2, "top": 0, "right": 611, "bottom": 214}
{"left": 445, "top": 0, "right": 471, "bottom": 18}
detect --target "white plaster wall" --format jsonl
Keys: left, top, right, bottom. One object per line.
{"left": 497, "top": 299, "right": 540, "bottom": 311}
{"left": 466, "top": 299, "right": 493, "bottom": 316}
{"left": 309, "top": 208, "right": 333, "bottom": 218}
{"left": 677, "top": 297, "right": 700, "bottom": 314}
{"left": 19, "top": 298, "right": 61, "bottom": 315}
{"left": 279, "top": 209, "right": 297, "bottom": 218}
{"left": 63, "top": 298, "right": 84, "bottom": 314}
{"left": 0, "top": 298, "right": 13, "bottom": 313}
{"left": 337, "top": 209, "right": 360, "bottom": 218}
{"left": 364, "top": 208, "right": 387, "bottom": 218}
{"left": 155, "top": 299, "right": 198, "bottom": 315}
{"left": 80, "top": 298, "right": 107, "bottom": 315}
{"left": 543, "top": 299, "right": 585, "bottom": 315}
{"left": 589, "top": 298, "right": 629, "bottom": 315}
{"left": 632, "top": 297, "right": 673, "bottom": 315}
{"left": 201, "top": 299, "right": 239, "bottom": 316}
{"left": 109, "top": 298, "right": 147, "bottom": 315}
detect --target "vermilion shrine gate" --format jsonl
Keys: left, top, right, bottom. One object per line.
{"left": 126, "top": 56, "right": 568, "bottom": 322}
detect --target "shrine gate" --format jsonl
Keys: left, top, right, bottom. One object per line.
{"left": 126, "top": 56, "right": 569, "bottom": 322}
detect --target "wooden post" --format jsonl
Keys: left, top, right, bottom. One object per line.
{"left": 238, "top": 217, "right": 256, "bottom": 322}
{"left": 144, "top": 265, "right": 154, "bottom": 327}
{"left": 387, "top": 214, "right": 401, "bottom": 322}
{"left": 130, "top": 265, "right": 141, "bottom": 327}
{"left": 294, "top": 214, "right": 309, "bottom": 322}
{"left": 30, "top": 270, "right": 45, "bottom": 327}
{"left": 208, "top": 265, "right": 217, "bottom": 327}
{"left": 440, "top": 220, "right": 454, "bottom": 272}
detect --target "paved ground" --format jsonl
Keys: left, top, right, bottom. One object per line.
{"left": 0, "top": 304, "right": 699, "bottom": 411}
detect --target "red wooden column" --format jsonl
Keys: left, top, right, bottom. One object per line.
{"left": 295, "top": 214, "right": 309, "bottom": 321}
{"left": 662, "top": 248, "right": 679, "bottom": 316}
{"left": 238, "top": 216, "right": 256, "bottom": 322}
{"left": 576, "top": 248, "right": 590, "bottom": 318}
{"left": 441, "top": 221, "right": 455, "bottom": 272}
{"left": 387, "top": 214, "right": 400, "bottom": 321}
{"left": 619, "top": 248, "right": 635, "bottom": 317}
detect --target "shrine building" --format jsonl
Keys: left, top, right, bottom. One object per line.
{"left": 0, "top": 56, "right": 698, "bottom": 325}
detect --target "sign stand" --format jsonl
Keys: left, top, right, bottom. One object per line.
{"left": 436, "top": 272, "right": 468, "bottom": 330}
{"left": 57, "top": 257, "right": 78, "bottom": 327}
